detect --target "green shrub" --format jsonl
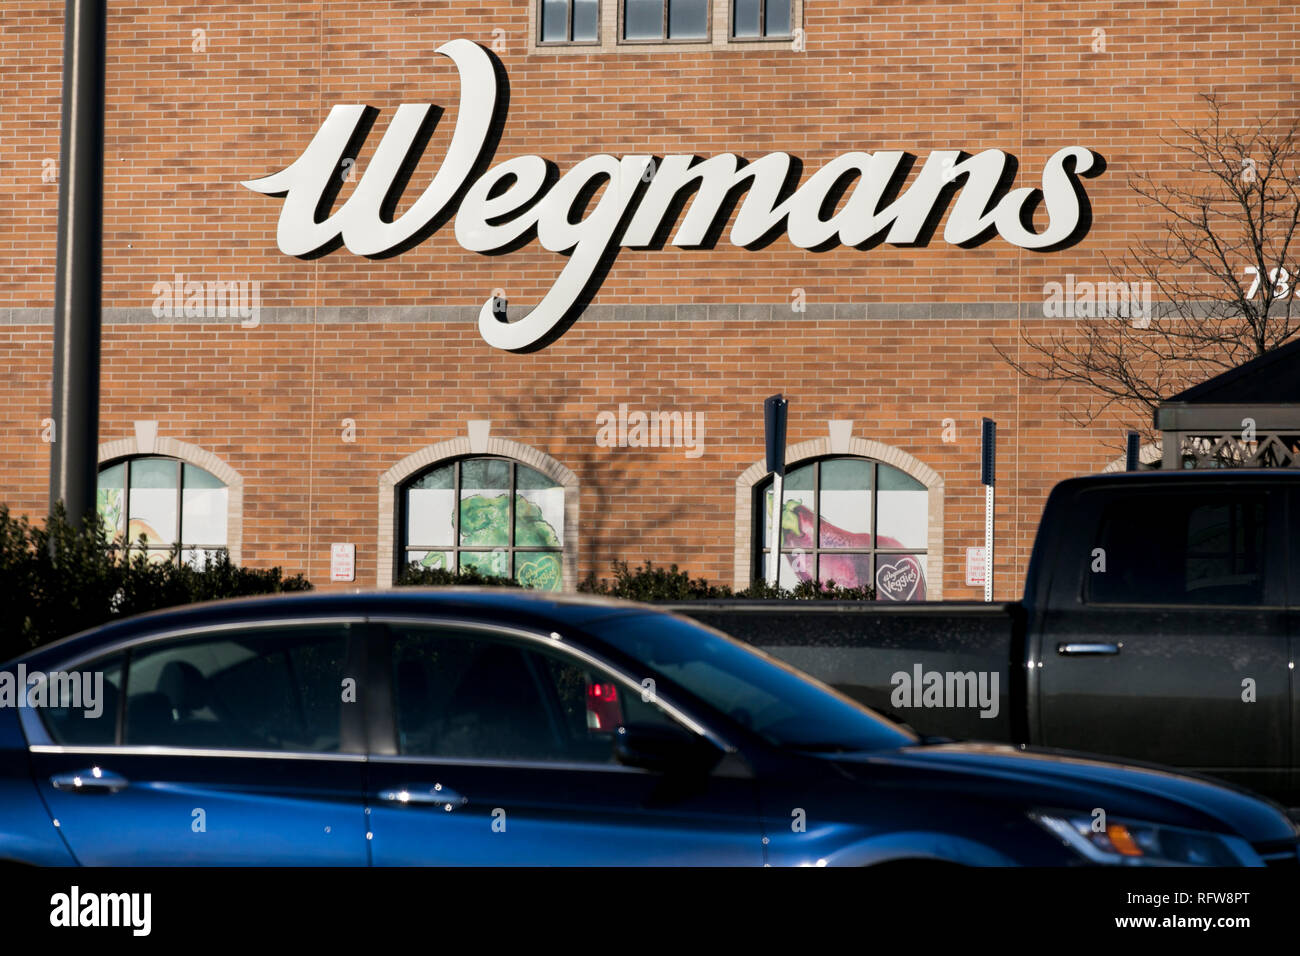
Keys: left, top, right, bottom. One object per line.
{"left": 0, "top": 504, "right": 311, "bottom": 660}
{"left": 734, "top": 576, "right": 877, "bottom": 600}
{"left": 395, "top": 563, "right": 525, "bottom": 588}
{"left": 578, "top": 560, "right": 876, "bottom": 601}
{"left": 577, "top": 560, "right": 726, "bottom": 600}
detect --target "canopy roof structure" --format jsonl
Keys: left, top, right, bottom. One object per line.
{"left": 1156, "top": 338, "right": 1300, "bottom": 469}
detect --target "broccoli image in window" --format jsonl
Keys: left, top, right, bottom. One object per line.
{"left": 420, "top": 494, "right": 562, "bottom": 590}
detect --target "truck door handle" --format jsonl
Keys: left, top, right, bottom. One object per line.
{"left": 1057, "top": 642, "right": 1122, "bottom": 656}
{"left": 49, "top": 767, "right": 128, "bottom": 794}
{"left": 377, "top": 783, "right": 468, "bottom": 811}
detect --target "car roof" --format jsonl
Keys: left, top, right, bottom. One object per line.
{"left": 11, "top": 589, "right": 658, "bottom": 669}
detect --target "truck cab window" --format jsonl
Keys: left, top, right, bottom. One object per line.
{"left": 1088, "top": 494, "right": 1268, "bottom": 606}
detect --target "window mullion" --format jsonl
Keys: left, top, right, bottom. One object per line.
{"left": 122, "top": 459, "right": 131, "bottom": 553}
{"left": 453, "top": 462, "right": 462, "bottom": 573}
{"left": 812, "top": 460, "right": 820, "bottom": 585}
{"left": 871, "top": 462, "right": 880, "bottom": 599}
{"left": 176, "top": 458, "right": 185, "bottom": 566}
{"left": 508, "top": 460, "right": 517, "bottom": 581}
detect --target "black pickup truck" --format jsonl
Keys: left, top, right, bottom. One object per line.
{"left": 670, "top": 470, "right": 1300, "bottom": 808}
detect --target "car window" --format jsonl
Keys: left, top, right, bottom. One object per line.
{"left": 1087, "top": 493, "right": 1269, "bottom": 606}
{"left": 39, "top": 655, "right": 124, "bottom": 746}
{"left": 390, "top": 625, "right": 680, "bottom": 763}
{"left": 122, "top": 625, "right": 350, "bottom": 752}
{"left": 535, "top": 652, "right": 680, "bottom": 761}
{"left": 586, "top": 612, "right": 918, "bottom": 752}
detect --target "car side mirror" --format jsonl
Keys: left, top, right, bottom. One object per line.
{"left": 613, "top": 722, "right": 722, "bottom": 775}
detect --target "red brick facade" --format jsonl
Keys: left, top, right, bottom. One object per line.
{"left": 2, "top": 1, "right": 1298, "bottom": 596}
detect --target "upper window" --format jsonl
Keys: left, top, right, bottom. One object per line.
{"left": 755, "top": 456, "right": 929, "bottom": 600}
{"left": 731, "top": 0, "right": 792, "bottom": 38}
{"left": 400, "top": 456, "right": 565, "bottom": 591}
{"left": 1087, "top": 493, "right": 1270, "bottom": 606}
{"left": 540, "top": 0, "right": 600, "bottom": 43}
{"left": 623, "top": 0, "right": 709, "bottom": 41}
{"left": 96, "top": 456, "right": 228, "bottom": 565}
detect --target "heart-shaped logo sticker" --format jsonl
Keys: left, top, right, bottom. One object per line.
{"left": 517, "top": 554, "right": 562, "bottom": 592}
{"left": 875, "top": 557, "right": 924, "bottom": 601}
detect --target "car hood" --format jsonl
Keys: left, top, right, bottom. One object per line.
{"left": 832, "top": 741, "right": 1296, "bottom": 844}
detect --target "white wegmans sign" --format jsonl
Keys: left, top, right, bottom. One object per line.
{"left": 243, "top": 38, "right": 1101, "bottom": 352}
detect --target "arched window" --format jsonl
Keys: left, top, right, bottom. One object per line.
{"left": 399, "top": 456, "right": 565, "bottom": 591}
{"left": 96, "top": 456, "right": 229, "bottom": 565}
{"left": 755, "top": 456, "right": 929, "bottom": 600}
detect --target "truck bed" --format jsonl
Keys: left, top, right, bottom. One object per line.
{"left": 663, "top": 600, "right": 1025, "bottom": 744}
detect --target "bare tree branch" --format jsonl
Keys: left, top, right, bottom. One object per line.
{"left": 1000, "top": 93, "right": 1300, "bottom": 450}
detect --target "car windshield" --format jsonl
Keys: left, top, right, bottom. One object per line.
{"left": 587, "top": 611, "right": 917, "bottom": 752}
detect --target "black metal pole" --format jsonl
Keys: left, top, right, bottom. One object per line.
{"left": 49, "top": 0, "right": 106, "bottom": 526}
{"left": 1125, "top": 430, "right": 1140, "bottom": 471}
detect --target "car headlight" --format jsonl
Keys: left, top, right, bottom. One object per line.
{"left": 1030, "top": 811, "right": 1255, "bottom": 866}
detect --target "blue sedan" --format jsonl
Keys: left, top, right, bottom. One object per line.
{"left": 1, "top": 589, "right": 1296, "bottom": 866}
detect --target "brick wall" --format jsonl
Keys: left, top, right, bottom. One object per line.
{"left": 1, "top": 1, "right": 1297, "bottom": 597}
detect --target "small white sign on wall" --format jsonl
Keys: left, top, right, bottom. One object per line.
{"left": 331, "top": 543, "right": 356, "bottom": 583}
{"left": 965, "top": 547, "right": 987, "bottom": 587}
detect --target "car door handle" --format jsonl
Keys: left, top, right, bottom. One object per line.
{"left": 377, "top": 783, "right": 468, "bottom": 811}
{"left": 1057, "top": 642, "right": 1122, "bottom": 656}
{"left": 49, "top": 767, "right": 128, "bottom": 794}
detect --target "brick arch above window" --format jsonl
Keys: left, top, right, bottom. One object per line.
{"left": 97, "top": 436, "right": 244, "bottom": 564}
{"left": 732, "top": 437, "right": 945, "bottom": 596}
{"left": 377, "top": 436, "right": 579, "bottom": 589}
